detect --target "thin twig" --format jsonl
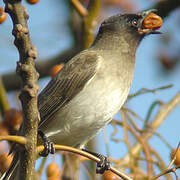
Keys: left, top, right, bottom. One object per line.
{"left": 81, "top": 162, "right": 94, "bottom": 180}
{"left": 0, "top": 135, "right": 27, "bottom": 145}
{"left": 128, "top": 84, "right": 173, "bottom": 100}
{"left": 154, "top": 131, "right": 172, "bottom": 150}
{"left": 126, "top": 111, "right": 142, "bottom": 132}
{"left": 152, "top": 165, "right": 180, "bottom": 180}
{"left": 112, "top": 118, "right": 153, "bottom": 179}
{"left": 70, "top": 0, "right": 88, "bottom": 16}
{"left": 110, "top": 120, "right": 123, "bottom": 142}
{"left": 0, "top": 77, "right": 10, "bottom": 114}
{"left": 123, "top": 91, "right": 180, "bottom": 164}
{"left": 124, "top": 115, "right": 153, "bottom": 180}
{"left": 144, "top": 100, "right": 163, "bottom": 129}
{"left": 37, "top": 145, "right": 133, "bottom": 180}
{"left": 37, "top": 157, "right": 47, "bottom": 175}
{"left": 123, "top": 107, "right": 144, "bottom": 122}
{"left": 167, "top": 142, "right": 180, "bottom": 169}
{"left": 1, "top": 135, "right": 132, "bottom": 179}
{"left": 121, "top": 110, "right": 132, "bottom": 159}
{"left": 151, "top": 147, "right": 173, "bottom": 180}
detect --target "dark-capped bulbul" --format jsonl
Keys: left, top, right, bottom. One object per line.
{"left": 1, "top": 9, "right": 162, "bottom": 180}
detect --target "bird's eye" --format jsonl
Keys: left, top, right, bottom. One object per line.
{"left": 132, "top": 19, "right": 138, "bottom": 27}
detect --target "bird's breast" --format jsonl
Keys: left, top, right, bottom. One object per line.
{"left": 40, "top": 55, "right": 134, "bottom": 147}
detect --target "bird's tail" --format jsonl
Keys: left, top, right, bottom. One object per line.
{"left": 0, "top": 152, "right": 19, "bottom": 180}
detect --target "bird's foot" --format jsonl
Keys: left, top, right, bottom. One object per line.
{"left": 38, "top": 130, "right": 55, "bottom": 157}
{"left": 82, "top": 149, "right": 110, "bottom": 174}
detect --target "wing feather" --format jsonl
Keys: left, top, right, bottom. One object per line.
{"left": 38, "top": 51, "right": 101, "bottom": 127}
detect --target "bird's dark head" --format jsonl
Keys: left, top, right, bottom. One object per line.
{"left": 94, "top": 9, "right": 162, "bottom": 49}
{"left": 99, "top": 9, "right": 162, "bottom": 37}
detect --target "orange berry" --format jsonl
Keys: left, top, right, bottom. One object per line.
{"left": 105, "top": 0, "right": 120, "bottom": 5}
{"left": 0, "top": 153, "right": 13, "bottom": 173}
{"left": 4, "top": 109, "right": 22, "bottom": 129}
{"left": 0, "top": 122, "right": 9, "bottom": 136}
{"left": 142, "top": 13, "right": 162, "bottom": 30}
{"left": 47, "top": 176, "right": 61, "bottom": 180}
{"left": 26, "top": 0, "right": 40, "bottom": 4}
{"left": 102, "top": 170, "right": 120, "bottom": 180}
{"left": 46, "top": 162, "right": 61, "bottom": 178}
{"left": 171, "top": 148, "right": 180, "bottom": 166}
{"left": 0, "top": 143, "right": 6, "bottom": 153}
{"left": 49, "top": 64, "right": 64, "bottom": 78}
{"left": 0, "top": 7, "right": 7, "bottom": 24}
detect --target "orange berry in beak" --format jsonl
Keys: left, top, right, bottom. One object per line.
{"left": 142, "top": 13, "right": 163, "bottom": 30}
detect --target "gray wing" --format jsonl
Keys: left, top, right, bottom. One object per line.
{"left": 38, "top": 51, "right": 101, "bottom": 127}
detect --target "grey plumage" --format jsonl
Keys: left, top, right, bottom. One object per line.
{"left": 38, "top": 48, "right": 135, "bottom": 148}
{"left": 1, "top": 9, "right": 161, "bottom": 180}
{"left": 38, "top": 14, "right": 144, "bottom": 148}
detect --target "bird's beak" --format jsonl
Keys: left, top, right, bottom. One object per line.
{"left": 138, "top": 9, "right": 163, "bottom": 35}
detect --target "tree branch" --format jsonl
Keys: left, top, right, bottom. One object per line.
{"left": 4, "top": 0, "right": 39, "bottom": 179}
{"left": 0, "top": 135, "right": 27, "bottom": 145}
{"left": 152, "top": 165, "right": 180, "bottom": 180}
{"left": 83, "top": 0, "right": 102, "bottom": 48}
{"left": 2, "top": 47, "right": 80, "bottom": 92}
{"left": 70, "top": 0, "right": 88, "bottom": 17}
{"left": 0, "top": 134, "right": 133, "bottom": 180}
{"left": 37, "top": 144, "right": 133, "bottom": 180}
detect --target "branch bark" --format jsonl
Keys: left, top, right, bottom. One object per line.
{"left": 83, "top": 0, "right": 102, "bottom": 48}
{"left": 3, "top": 0, "right": 39, "bottom": 179}
{"left": 2, "top": 47, "right": 80, "bottom": 92}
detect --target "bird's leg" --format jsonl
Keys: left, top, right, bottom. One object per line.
{"left": 38, "top": 130, "right": 55, "bottom": 157}
{"left": 82, "top": 149, "right": 110, "bottom": 174}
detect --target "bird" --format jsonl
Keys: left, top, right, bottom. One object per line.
{"left": 1, "top": 9, "right": 162, "bottom": 180}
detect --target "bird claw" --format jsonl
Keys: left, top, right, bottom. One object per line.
{"left": 38, "top": 130, "right": 55, "bottom": 157}
{"left": 82, "top": 149, "right": 110, "bottom": 174}
{"left": 96, "top": 154, "right": 110, "bottom": 174}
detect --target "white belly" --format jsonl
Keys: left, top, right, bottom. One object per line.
{"left": 39, "top": 73, "right": 131, "bottom": 148}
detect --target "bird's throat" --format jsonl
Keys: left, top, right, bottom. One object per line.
{"left": 92, "top": 31, "right": 141, "bottom": 56}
